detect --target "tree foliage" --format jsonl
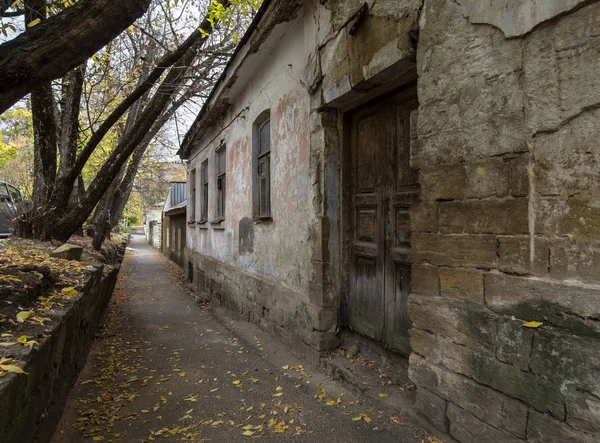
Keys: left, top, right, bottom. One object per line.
{"left": 1, "top": 0, "right": 262, "bottom": 246}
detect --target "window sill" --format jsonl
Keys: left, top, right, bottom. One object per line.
{"left": 187, "top": 221, "right": 197, "bottom": 227}
{"left": 211, "top": 218, "right": 225, "bottom": 230}
{"left": 198, "top": 220, "right": 209, "bottom": 230}
{"left": 253, "top": 216, "right": 274, "bottom": 225}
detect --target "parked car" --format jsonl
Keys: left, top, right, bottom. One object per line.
{"left": 0, "top": 180, "right": 23, "bottom": 238}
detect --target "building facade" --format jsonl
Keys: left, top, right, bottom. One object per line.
{"left": 179, "top": 1, "right": 600, "bottom": 441}
{"left": 162, "top": 182, "right": 187, "bottom": 267}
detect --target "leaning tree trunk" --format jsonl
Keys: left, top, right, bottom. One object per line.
{"left": 0, "top": 0, "right": 152, "bottom": 113}
{"left": 90, "top": 49, "right": 155, "bottom": 249}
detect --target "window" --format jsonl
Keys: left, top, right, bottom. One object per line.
{"left": 253, "top": 111, "right": 271, "bottom": 219}
{"left": 189, "top": 168, "right": 196, "bottom": 221}
{"left": 200, "top": 160, "right": 209, "bottom": 222}
{"left": 6, "top": 185, "right": 21, "bottom": 203}
{"left": 215, "top": 146, "right": 226, "bottom": 219}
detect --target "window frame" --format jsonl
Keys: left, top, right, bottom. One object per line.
{"left": 252, "top": 110, "right": 272, "bottom": 221}
{"left": 200, "top": 159, "right": 209, "bottom": 223}
{"left": 214, "top": 145, "right": 226, "bottom": 221}
{"left": 189, "top": 168, "right": 197, "bottom": 223}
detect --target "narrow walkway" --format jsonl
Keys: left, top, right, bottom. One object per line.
{"left": 52, "top": 235, "right": 432, "bottom": 442}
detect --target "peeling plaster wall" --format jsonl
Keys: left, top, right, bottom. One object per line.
{"left": 186, "top": 13, "right": 333, "bottom": 349}
{"left": 409, "top": 0, "right": 600, "bottom": 441}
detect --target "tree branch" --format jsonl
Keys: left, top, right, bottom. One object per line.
{"left": 0, "top": 0, "right": 152, "bottom": 113}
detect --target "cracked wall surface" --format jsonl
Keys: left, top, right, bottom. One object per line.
{"left": 409, "top": 0, "right": 600, "bottom": 441}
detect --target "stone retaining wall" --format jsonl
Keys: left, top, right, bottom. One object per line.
{"left": 0, "top": 247, "right": 126, "bottom": 443}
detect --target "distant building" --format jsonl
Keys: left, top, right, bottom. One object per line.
{"left": 144, "top": 203, "right": 163, "bottom": 250}
{"left": 162, "top": 182, "right": 187, "bottom": 267}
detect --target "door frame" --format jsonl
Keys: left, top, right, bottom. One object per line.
{"left": 339, "top": 81, "right": 419, "bottom": 350}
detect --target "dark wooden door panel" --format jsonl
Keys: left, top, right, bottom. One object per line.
{"left": 348, "top": 85, "right": 418, "bottom": 355}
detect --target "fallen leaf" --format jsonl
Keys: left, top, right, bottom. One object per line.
{"left": 242, "top": 430, "right": 254, "bottom": 436}
{"left": 272, "top": 393, "right": 283, "bottom": 397}
{"left": 352, "top": 416, "right": 362, "bottom": 422}
{"left": 378, "top": 393, "right": 388, "bottom": 398}
{"left": 16, "top": 311, "right": 34, "bottom": 323}
{"left": 522, "top": 321, "right": 543, "bottom": 328}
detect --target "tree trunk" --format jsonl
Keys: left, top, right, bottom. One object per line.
{"left": 90, "top": 49, "right": 155, "bottom": 249}
{"left": 26, "top": 0, "right": 58, "bottom": 240}
{"left": 0, "top": 0, "right": 152, "bottom": 113}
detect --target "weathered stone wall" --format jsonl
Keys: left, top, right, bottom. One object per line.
{"left": 0, "top": 256, "right": 125, "bottom": 442}
{"left": 187, "top": 248, "right": 336, "bottom": 352}
{"left": 408, "top": 1, "right": 600, "bottom": 441}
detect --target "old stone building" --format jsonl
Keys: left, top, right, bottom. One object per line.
{"left": 179, "top": 0, "right": 600, "bottom": 441}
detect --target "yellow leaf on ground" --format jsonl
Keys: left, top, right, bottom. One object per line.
{"left": 0, "top": 342, "right": 16, "bottom": 347}
{"left": 378, "top": 393, "right": 388, "bottom": 398}
{"left": 92, "top": 437, "right": 104, "bottom": 441}
{"left": 522, "top": 321, "right": 543, "bottom": 328}
{"left": 0, "top": 364, "right": 27, "bottom": 374}
{"left": 282, "top": 365, "right": 289, "bottom": 370}
{"left": 276, "top": 386, "right": 283, "bottom": 391}
{"left": 17, "top": 336, "right": 29, "bottom": 343}
{"left": 242, "top": 431, "right": 254, "bottom": 436}
{"left": 27, "top": 18, "right": 41, "bottom": 27}
{"left": 16, "top": 311, "right": 34, "bottom": 323}
{"left": 352, "top": 416, "right": 362, "bottom": 422}
{"left": 272, "top": 393, "right": 283, "bottom": 397}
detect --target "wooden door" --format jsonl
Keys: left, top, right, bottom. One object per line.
{"left": 348, "top": 87, "right": 418, "bottom": 355}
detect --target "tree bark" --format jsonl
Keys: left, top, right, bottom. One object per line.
{"left": 0, "top": 0, "right": 152, "bottom": 113}
{"left": 58, "top": 65, "right": 86, "bottom": 177}
{"left": 25, "top": 0, "right": 58, "bottom": 240}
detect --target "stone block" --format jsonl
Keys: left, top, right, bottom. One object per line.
{"left": 527, "top": 410, "right": 598, "bottom": 443}
{"left": 549, "top": 239, "right": 600, "bottom": 285}
{"left": 411, "top": 202, "right": 438, "bottom": 233}
{"left": 495, "top": 318, "right": 534, "bottom": 370}
{"left": 510, "top": 156, "right": 529, "bottom": 197}
{"left": 535, "top": 197, "right": 600, "bottom": 242}
{"left": 441, "top": 340, "right": 565, "bottom": 419}
{"left": 408, "top": 354, "right": 440, "bottom": 392}
{"left": 415, "top": 388, "right": 448, "bottom": 433}
{"left": 438, "top": 198, "right": 529, "bottom": 235}
{"left": 498, "top": 236, "right": 549, "bottom": 276}
{"left": 525, "top": 3, "right": 600, "bottom": 133}
{"left": 411, "top": 264, "right": 439, "bottom": 297}
{"left": 533, "top": 108, "right": 600, "bottom": 197}
{"left": 409, "top": 296, "right": 497, "bottom": 352}
{"left": 413, "top": 233, "right": 497, "bottom": 268}
{"left": 530, "top": 329, "right": 600, "bottom": 397}
{"left": 420, "top": 160, "right": 509, "bottom": 201}
{"left": 567, "top": 390, "right": 600, "bottom": 434}
{"left": 410, "top": 328, "right": 443, "bottom": 363}
{"left": 485, "top": 272, "right": 600, "bottom": 322}
{"left": 438, "top": 369, "right": 528, "bottom": 438}
{"left": 439, "top": 267, "right": 484, "bottom": 303}
{"left": 446, "top": 403, "right": 525, "bottom": 443}
{"left": 50, "top": 243, "right": 83, "bottom": 261}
